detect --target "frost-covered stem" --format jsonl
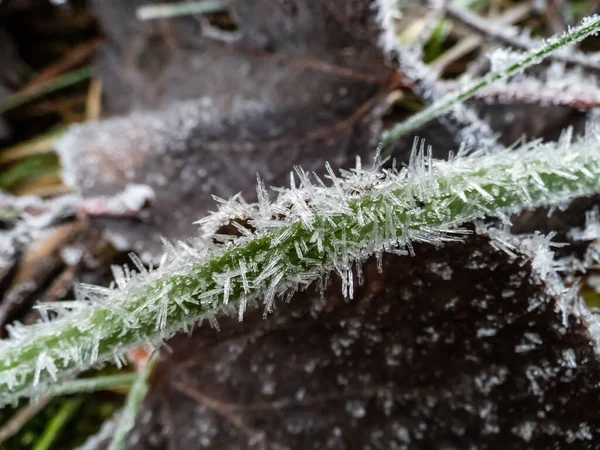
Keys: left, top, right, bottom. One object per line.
{"left": 388, "top": 41, "right": 501, "bottom": 151}
{"left": 378, "top": 13, "right": 600, "bottom": 151}
{"left": 443, "top": 66, "right": 600, "bottom": 111}
{"left": 108, "top": 357, "right": 156, "bottom": 450}
{"left": 1, "top": 133, "right": 600, "bottom": 405}
{"left": 446, "top": 6, "right": 600, "bottom": 73}
{"left": 136, "top": 0, "right": 231, "bottom": 20}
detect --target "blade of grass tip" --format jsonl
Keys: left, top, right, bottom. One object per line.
{"left": 0, "top": 66, "right": 92, "bottom": 115}
{"left": 136, "top": 0, "right": 232, "bottom": 20}
{"left": 32, "top": 396, "right": 84, "bottom": 450}
{"left": 377, "top": 13, "right": 600, "bottom": 153}
{"left": 43, "top": 373, "right": 138, "bottom": 397}
{"left": 423, "top": 18, "right": 452, "bottom": 64}
{"left": 108, "top": 356, "right": 157, "bottom": 450}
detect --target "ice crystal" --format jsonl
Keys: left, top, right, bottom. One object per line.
{"left": 482, "top": 224, "right": 578, "bottom": 321}
{"left": 1, "top": 131, "right": 600, "bottom": 405}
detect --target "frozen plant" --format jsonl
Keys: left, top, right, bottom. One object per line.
{"left": 376, "top": 0, "right": 503, "bottom": 152}
{"left": 441, "top": 63, "right": 600, "bottom": 110}
{"left": 2, "top": 130, "right": 600, "bottom": 405}
{"left": 1, "top": 5, "right": 600, "bottom": 444}
{"left": 376, "top": 3, "right": 600, "bottom": 152}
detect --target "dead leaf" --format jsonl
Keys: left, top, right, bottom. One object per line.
{"left": 58, "top": 0, "right": 393, "bottom": 261}
{"left": 100, "top": 232, "right": 600, "bottom": 449}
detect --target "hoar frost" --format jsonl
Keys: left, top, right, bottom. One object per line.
{"left": 2, "top": 131, "right": 600, "bottom": 404}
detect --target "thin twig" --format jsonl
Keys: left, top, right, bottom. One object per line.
{"left": 441, "top": 69, "right": 600, "bottom": 110}
{"left": 86, "top": 79, "right": 102, "bottom": 120}
{"left": 0, "top": 397, "right": 50, "bottom": 444}
{"left": 20, "top": 38, "right": 102, "bottom": 91}
{"left": 0, "top": 130, "right": 63, "bottom": 164}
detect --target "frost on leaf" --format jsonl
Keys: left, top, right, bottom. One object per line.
{"left": 110, "top": 233, "right": 600, "bottom": 449}
{"left": 58, "top": 0, "right": 393, "bottom": 262}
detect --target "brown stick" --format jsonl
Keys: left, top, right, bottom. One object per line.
{"left": 0, "top": 397, "right": 50, "bottom": 444}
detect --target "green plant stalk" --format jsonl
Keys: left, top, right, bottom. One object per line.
{"left": 0, "top": 135, "right": 599, "bottom": 405}
{"left": 377, "top": 14, "right": 600, "bottom": 151}
{"left": 136, "top": 0, "right": 231, "bottom": 20}
{"left": 108, "top": 357, "right": 156, "bottom": 450}
{"left": 32, "top": 397, "right": 84, "bottom": 450}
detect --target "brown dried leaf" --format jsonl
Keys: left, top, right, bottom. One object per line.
{"left": 108, "top": 232, "right": 600, "bottom": 449}
{"left": 59, "top": 0, "right": 393, "bottom": 261}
